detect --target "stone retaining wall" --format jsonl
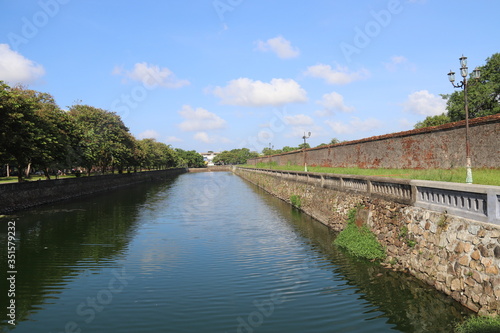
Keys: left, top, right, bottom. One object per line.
{"left": 0, "top": 168, "right": 187, "bottom": 214}
{"left": 234, "top": 167, "right": 500, "bottom": 315}
{"left": 188, "top": 166, "right": 232, "bottom": 172}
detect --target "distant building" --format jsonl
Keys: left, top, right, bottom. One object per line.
{"left": 199, "top": 151, "right": 219, "bottom": 166}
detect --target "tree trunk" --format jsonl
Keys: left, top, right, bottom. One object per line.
{"left": 17, "top": 165, "right": 24, "bottom": 182}
{"left": 6, "top": 164, "right": 9, "bottom": 178}
{"left": 43, "top": 168, "right": 51, "bottom": 180}
{"left": 25, "top": 162, "right": 31, "bottom": 178}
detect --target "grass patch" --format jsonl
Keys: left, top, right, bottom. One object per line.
{"left": 290, "top": 195, "right": 301, "bottom": 208}
{"left": 247, "top": 164, "right": 500, "bottom": 186}
{"left": 0, "top": 177, "right": 19, "bottom": 184}
{"left": 334, "top": 208, "right": 386, "bottom": 260}
{"left": 455, "top": 315, "right": 500, "bottom": 333}
{"left": 0, "top": 174, "right": 84, "bottom": 184}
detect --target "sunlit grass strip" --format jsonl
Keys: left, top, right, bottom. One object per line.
{"left": 455, "top": 315, "right": 500, "bottom": 333}
{"left": 334, "top": 209, "right": 386, "bottom": 260}
{"left": 0, "top": 174, "right": 85, "bottom": 184}
{"left": 246, "top": 163, "right": 500, "bottom": 186}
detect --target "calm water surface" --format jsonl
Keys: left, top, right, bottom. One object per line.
{"left": 0, "top": 172, "right": 471, "bottom": 332}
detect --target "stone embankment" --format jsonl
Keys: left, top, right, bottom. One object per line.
{"left": 188, "top": 166, "right": 232, "bottom": 172}
{"left": 0, "top": 168, "right": 187, "bottom": 214}
{"left": 234, "top": 167, "right": 500, "bottom": 315}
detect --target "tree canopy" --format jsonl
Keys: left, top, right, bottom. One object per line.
{"left": 175, "top": 148, "right": 205, "bottom": 168}
{"left": 0, "top": 84, "right": 82, "bottom": 181}
{"left": 415, "top": 53, "right": 500, "bottom": 129}
{"left": 213, "top": 148, "right": 258, "bottom": 165}
{"left": 0, "top": 82, "right": 210, "bottom": 181}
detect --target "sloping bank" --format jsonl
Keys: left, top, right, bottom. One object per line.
{"left": 0, "top": 168, "right": 187, "bottom": 214}
{"left": 234, "top": 166, "right": 500, "bottom": 316}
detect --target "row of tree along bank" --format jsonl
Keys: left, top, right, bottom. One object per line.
{"left": 0, "top": 82, "right": 206, "bottom": 182}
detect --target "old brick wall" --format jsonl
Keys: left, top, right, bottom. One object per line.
{"left": 249, "top": 114, "right": 500, "bottom": 169}
{"left": 0, "top": 168, "right": 187, "bottom": 214}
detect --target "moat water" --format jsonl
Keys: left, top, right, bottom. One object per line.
{"left": 0, "top": 172, "right": 471, "bottom": 332}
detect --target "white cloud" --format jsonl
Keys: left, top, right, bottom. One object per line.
{"left": 178, "top": 105, "right": 226, "bottom": 132}
{"left": 402, "top": 90, "right": 446, "bottom": 116}
{"left": 138, "top": 129, "right": 161, "bottom": 140}
{"left": 193, "top": 132, "right": 230, "bottom": 144}
{"left": 325, "top": 117, "right": 382, "bottom": 135}
{"left": 304, "top": 63, "right": 369, "bottom": 85}
{"left": 280, "top": 114, "right": 326, "bottom": 139}
{"left": 165, "top": 136, "right": 182, "bottom": 143}
{"left": 194, "top": 132, "right": 213, "bottom": 143}
{"left": 0, "top": 44, "right": 45, "bottom": 84}
{"left": 255, "top": 36, "right": 300, "bottom": 59}
{"left": 316, "top": 92, "right": 355, "bottom": 116}
{"left": 211, "top": 78, "right": 307, "bottom": 107}
{"left": 284, "top": 114, "right": 314, "bottom": 126}
{"left": 285, "top": 125, "right": 326, "bottom": 139}
{"left": 384, "top": 55, "right": 416, "bottom": 72}
{"left": 113, "top": 62, "right": 189, "bottom": 88}
{"left": 398, "top": 118, "right": 413, "bottom": 129}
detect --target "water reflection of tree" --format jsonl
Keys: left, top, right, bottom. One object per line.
{"left": 0, "top": 178, "right": 177, "bottom": 329}
{"left": 255, "top": 189, "right": 472, "bottom": 333}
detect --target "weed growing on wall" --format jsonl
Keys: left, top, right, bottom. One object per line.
{"left": 455, "top": 315, "right": 500, "bottom": 333}
{"left": 334, "top": 208, "right": 386, "bottom": 260}
{"left": 398, "top": 225, "right": 416, "bottom": 247}
{"left": 438, "top": 213, "right": 450, "bottom": 229}
{"left": 290, "top": 195, "right": 301, "bottom": 208}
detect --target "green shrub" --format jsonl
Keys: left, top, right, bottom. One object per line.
{"left": 455, "top": 316, "right": 500, "bottom": 333}
{"left": 290, "top": 195, "right": 301, "bottom": 208}
{"left": 334, "top": 208, "right": 386, "bottom": 260}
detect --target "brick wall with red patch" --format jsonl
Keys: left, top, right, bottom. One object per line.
{"left": 248, "top": 114, "right": 500, "bottom": 169}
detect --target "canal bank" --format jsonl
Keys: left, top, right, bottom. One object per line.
{"left": 0, "top": 171, "right": 472, "bottom": 332}
{"left": 0, "top": 168, "right": 187, "bottom": 214}
{"left": 234, "top": 167, "right": 500, "bottom": 316}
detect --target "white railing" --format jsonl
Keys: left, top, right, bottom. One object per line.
{"left": 412, "top": 180, "right": 499, "bottom": 224}
{"left": 236, "top": 167, "right": 500, "bottom": 224}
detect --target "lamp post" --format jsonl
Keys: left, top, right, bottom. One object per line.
{"left": 447, "top": 55, "right": 481, "bottom": 184}
{"left": 302, "top": 131, "right": 311, "bottom": 172}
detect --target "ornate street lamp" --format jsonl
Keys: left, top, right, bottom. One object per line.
{"left": 447, "top": 55, "right": 481, "bottom": 184}
{"left": 302, "top": 132, "right": 311, "bottom": 172}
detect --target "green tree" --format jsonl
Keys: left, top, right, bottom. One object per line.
{"left": 175, "top": 149, "right": 205, "bottom": 168}
{"left": 13, "top": 87, "right": 78, "bottom": 179}
{"left": 415, "top": 53, "right": 500, "bottom": 128}
{"left": 316, "top": 138, "right": 341, "bottom": 147}
{"left": 414, "top": 113, "right": 451, "bottom": 129}
{"left": 213, "top": 148, "right": 258, "bottom": 165}
{"left": 69, "top": 105, "right": 134, "bottom": 175}
{"left": 262, "top": 147, "right": 284, "bottom": 156}
{"left": 0, "top": 83, "right": 48, "bottom": 181}
{"left": 281, "top": 146, "right": 299, "bottom": 152}
{"left": 447, "top": 53, "right": 500, "bottom": 122}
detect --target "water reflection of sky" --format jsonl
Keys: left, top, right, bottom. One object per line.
{"left": 0, "top": 172, "right": 472, "bottom": 333}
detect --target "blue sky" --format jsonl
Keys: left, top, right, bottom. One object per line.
{"left": 1, "top": 0, "right": 498, "bottom": 153}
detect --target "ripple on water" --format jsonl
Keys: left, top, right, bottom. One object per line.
{"left": 1, "top": 172, "right": 471, "bottom": 333}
